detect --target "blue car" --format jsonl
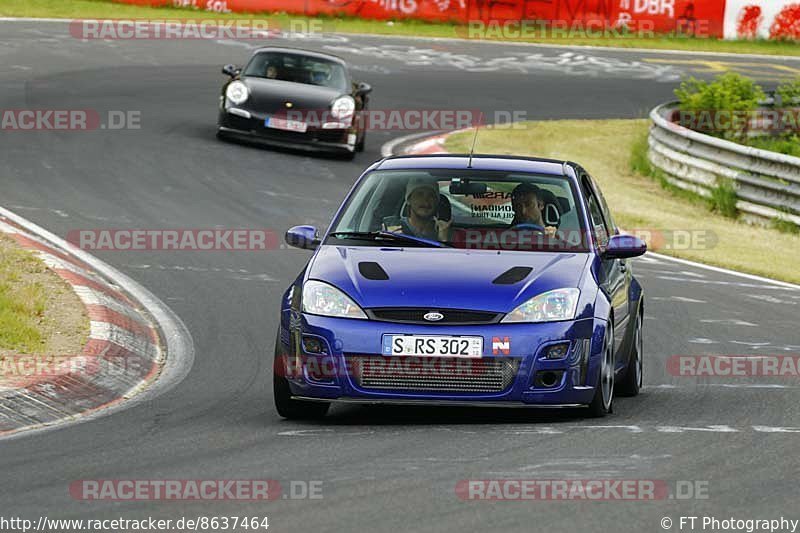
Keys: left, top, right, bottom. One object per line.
{"left": 274, "top": 155, "right": 646, "bottom": 419}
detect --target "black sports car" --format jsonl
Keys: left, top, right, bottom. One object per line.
{"left": 217, "top": 47, "right": 371, "bottom": 158}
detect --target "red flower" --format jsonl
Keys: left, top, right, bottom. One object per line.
{"left": 736, "top": 5, "right": 762, "bottom": 39}
{"left": 770, "top": 3, "right": 800, "bottom": 40}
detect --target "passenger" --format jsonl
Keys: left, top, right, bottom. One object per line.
{"left": 266, "top": 65, "right": 279, "bottom": 79}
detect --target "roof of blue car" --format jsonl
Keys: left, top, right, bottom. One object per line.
{"left": 376, "top": 155, "right": 571, "bottom": 176}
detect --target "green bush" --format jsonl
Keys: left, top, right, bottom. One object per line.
{"left": 777, "top": 79, "right": 800, "bottom": 105}
{"left": 674, "top": 73, "right": 766, "bottom": 141}
{"left": 747, "top": 134, "right": 800, "bottom": 157}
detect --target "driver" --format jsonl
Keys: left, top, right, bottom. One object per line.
{"left": 510, "top": 183, "right": 557, "bottom": 237}
{"left": 385, "top": 178, "right": 451, "bottom": 242}
{"left": 265, "top": 64, "right": 279, "bottom": 79}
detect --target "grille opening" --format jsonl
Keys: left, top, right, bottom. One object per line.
{"left": 366, "top": 308, "right": 501, "bottom": 325}
{"left": 349, "top": 356, "right": 519, "bottom": 393}
{"left": 534, "top": 370, "right": 564, "bottom": 389}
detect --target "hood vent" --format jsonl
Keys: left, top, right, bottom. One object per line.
{"left": 358, "top": 261, "right": 389, "bottom": 281}
{"left": 492, "top": 266, "right": 533, "bottom": 285}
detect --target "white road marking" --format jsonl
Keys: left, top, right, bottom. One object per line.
{"left": 657, "top": 276, "right": 786, "bottom": 290}
{"left": 635, "top": 255, "right": 665, "bottom": 265}
{"left": 729, "top": 340, "right": 771, "bottom": 347}
{"left": 700, "top": 319, "right": 758, "bottom": 327}
{"left": 689, "top": 338, "right": 719, "bottom": 344}
{"left": 657, "top": 425, "right": 738, "bottom": 433}
{"left": 324, "top": 44, "right": 683, "bottom": 81}
{"left": 649, "top": 252, "right": 800, "bottom": 291}
{"left": 278, "top": 425, "right": 800, "bottom": 436}
{"left": 747, "top": 294, "right": 798, "bottom": 305}
{"left": 651, "top": 296, "right": 706, "bottom": 303}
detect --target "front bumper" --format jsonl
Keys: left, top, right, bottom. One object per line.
{"left": 278, "top": 313, "right": 609, "bottom": 406}
{"left": 217, "top": 108, "right": 355, "bottom": 153}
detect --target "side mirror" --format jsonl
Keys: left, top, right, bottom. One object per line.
{"left": 604, "top": 234, "right": 647, "bottom": 259}
{"left": 285, "top": 225, "right": 320, "bottom": 250}
{"left": 355, "top": 82, "right": 372, "bottom": 96}
{"left": 222, "top": 64, "right": 240, "bottom": 78}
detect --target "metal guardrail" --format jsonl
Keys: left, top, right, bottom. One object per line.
{"left": 648, "top": 102, "right": 800, "bottom": 227}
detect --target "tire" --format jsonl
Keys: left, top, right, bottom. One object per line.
{"left": 616, "top": 308, "right": 643, "bottom": 397}
{"left": 341, "top": 149, "right": 356, "bottom": 161}
{"left": 355, "top": 131, "right": 366, "bottom": 152}
{"left": 273, "top": 334, "right": 330, "bottom": 420}
{"left": 587, "top": 321, "right": 614, "bottom": 418}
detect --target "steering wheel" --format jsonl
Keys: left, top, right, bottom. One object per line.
{"left": 511, "top": 223, "right": 546, "bottom": 232}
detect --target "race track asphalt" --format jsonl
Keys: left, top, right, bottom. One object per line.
{"left": 1, "top": 20, "right": 800, "bottom": 532}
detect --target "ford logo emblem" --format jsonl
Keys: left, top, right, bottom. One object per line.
{"left": 423, "top": 312, "right": 444, "bottom": 322}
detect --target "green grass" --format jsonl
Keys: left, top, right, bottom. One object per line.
{"left": 772, "top": 216, "right": 800, "bottom": 234}
{"left": 0, "top": 238, "right": 49, "bottom": 351}
{"left": 445, "top": 119, "right": 800, "bottom": 284}
{"left": 629, "top": 129, "right": 653, "bottom": 176}
{"left": 0, "top": 235, "right": 89, "bottom": 356}
{"left": 4, "top": 0, "right": 800, "bottom": 56}
{"left": 709, "top": 179, "right": 739, "bottom": 218}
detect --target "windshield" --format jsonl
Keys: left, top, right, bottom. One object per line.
{"left": 326, "top": 169, "right": 590, "bottom": 252}
{"left": 243, "top": 51, "right": 349, "bottom": 92}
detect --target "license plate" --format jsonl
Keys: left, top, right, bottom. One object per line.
{"left": 382, "top": 335, "right": 483, "bottom": 358}
{"left": 266, "top": 117, "right": 307, "bottom": 133}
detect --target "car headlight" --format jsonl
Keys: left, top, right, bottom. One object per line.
{"left": 302, "top": 280, "right": 366, "bottom": 320}
{"left": 225, "top": 81, "right": 249, "bottom": 105}
{"left": 331, "top": 96, "right": 355, "bottom": 120}
{"left": 501, "top": 288, "right": 580, "bottom": 323}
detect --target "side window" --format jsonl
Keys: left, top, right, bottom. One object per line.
{"left": 591, "top": 177, "right": 617, "bottom": 235}
{"left": 582, "top": 177, "right": 610, "bottom": 249}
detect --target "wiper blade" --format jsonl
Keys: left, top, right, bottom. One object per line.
{"left": 328, "top": 231, "right": 447, "bottom": 248}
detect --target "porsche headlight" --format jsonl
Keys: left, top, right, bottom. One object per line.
{"left": 501, "top": 288, "right": 580, "bottom": 323}
{"left": 302, "top": 280, "right": 366, "bottom": 320}
{"left": 225, "top": 81, "right": 249, "bottom": 105}
{"left": 331, "top": 95, "right": 355, "bottom": 120}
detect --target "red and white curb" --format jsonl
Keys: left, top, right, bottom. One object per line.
{"left": 380, "top": 130, "right": 463, "bottom": 158}
{"left": 0, "top": 208, "right": 194, "bottom": 438}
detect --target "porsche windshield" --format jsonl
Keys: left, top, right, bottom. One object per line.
{"left": 243, "top": 52, "right": 349, "bottom": 92}
{"left": 327, "top": 169, "right": 590, "bottom": 252}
